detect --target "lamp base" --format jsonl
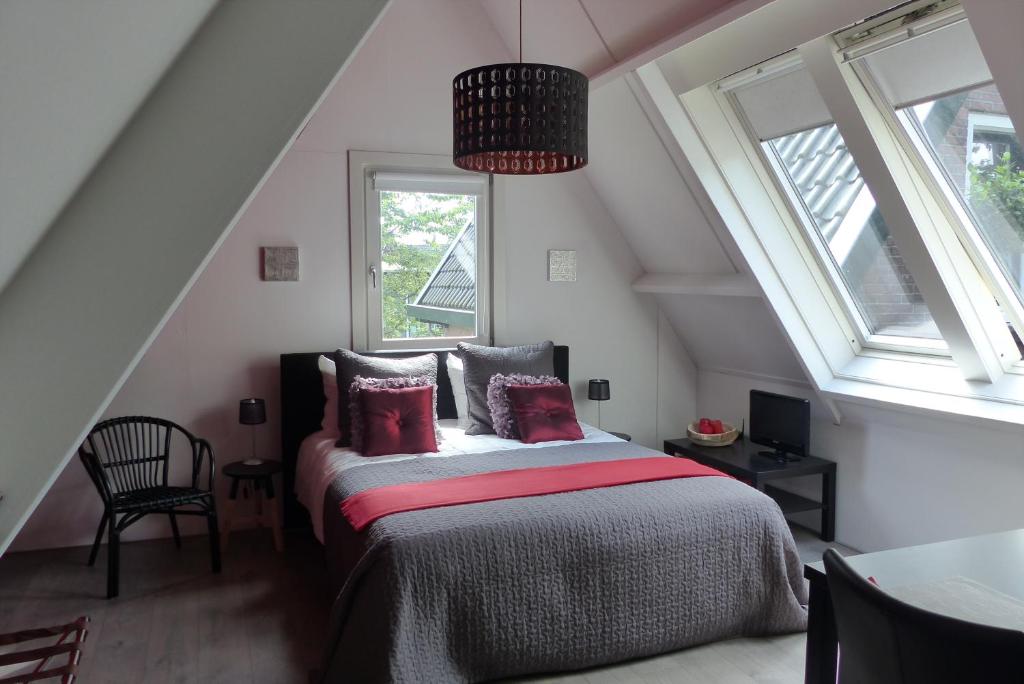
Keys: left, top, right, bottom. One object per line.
{"left": 243, "top": 458, "right": 264, "bottom": 466}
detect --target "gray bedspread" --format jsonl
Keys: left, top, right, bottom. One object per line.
{"left": 318, "top": 440, "right": 807, "bottom": 683}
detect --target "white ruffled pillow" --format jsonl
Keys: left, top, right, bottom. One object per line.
{"left": 318, "top": 355, "right": 340, "bottom": 437}
{"left": 447, "top": 353, "right": 470, "bottom": 426}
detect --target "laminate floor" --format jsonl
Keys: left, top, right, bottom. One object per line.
{"left": 0, "top": 527, "right": 850, "bottom": 683}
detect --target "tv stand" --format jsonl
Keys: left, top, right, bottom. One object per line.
{"left": 664, "top": 436, "right": 836, "bottom": 541}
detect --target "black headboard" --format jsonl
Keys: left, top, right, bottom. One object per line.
{"left": 280, "top": 346, "right": 569, "bottom": 528}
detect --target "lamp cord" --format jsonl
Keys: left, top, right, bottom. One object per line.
{"left": 519, "top": 0, "right": 523, "bottom": 63}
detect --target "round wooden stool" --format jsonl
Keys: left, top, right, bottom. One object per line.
{"left": 220, "top": 460, "right": 284, "bottom": 552}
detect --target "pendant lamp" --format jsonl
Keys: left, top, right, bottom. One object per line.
{"left": 452, "top": 0, "right": 588, "bottom": 175}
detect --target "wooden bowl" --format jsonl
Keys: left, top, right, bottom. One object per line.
{"left": 687, "top": 421, "right": 739, "bottom": 447}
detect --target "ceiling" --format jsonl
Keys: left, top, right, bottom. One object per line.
{"left": 478, "top": 0, "right": 742, "bottom": 77}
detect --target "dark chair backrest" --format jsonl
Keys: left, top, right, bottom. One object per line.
{"left": 79, "top": 416, "right": 192, "bottom": 500}
{"left": 823, "top": 548, "right": 1024, "bottom": 684}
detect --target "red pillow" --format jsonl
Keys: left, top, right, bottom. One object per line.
{"left": 505, "top": 383, "right": 584, "bottom": 444}
{"left": 359, "top": 385, "right": 439, "bottom": 457}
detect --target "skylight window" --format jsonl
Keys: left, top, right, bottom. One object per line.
{"left": 902, "top": 85, "right": 1024, "bottom": 330}
{"left": 765, "top": 124, "right": 942, "bottom": 340}
{"left": 655, "top": 0, "right": 1024, "bottom": 414}
{"left": 721, "top": 54, "right": 945, "bottom": 348}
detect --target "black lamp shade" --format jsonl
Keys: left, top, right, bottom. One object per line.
{"left": 588, "top": 379, "right": 610, "bottom": 402}
{"left": 453, "top": 63, "right": 588, "bottom": 175}
{"left": 239, "top": 398, "right": 266, "bottom": 425}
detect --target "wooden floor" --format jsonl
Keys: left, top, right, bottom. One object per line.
{"left": 0, "top": 527, "right": 848, "bottom": 683}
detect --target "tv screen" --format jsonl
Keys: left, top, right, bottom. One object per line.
{"left": 749, "top": 390, "right": 810, "bottom": 458}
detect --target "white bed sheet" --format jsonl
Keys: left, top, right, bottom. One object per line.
{"left": 295, "top": 419, "right": 624, "bottom": 543}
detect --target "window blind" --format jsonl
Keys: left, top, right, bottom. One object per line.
{"left": 724, "top": 57, "right": 833, "bottom": 141}
{"left": 846, "top": 8, "right": 991, "bottom": 108}
{"left": 372, "top": 171, "right": 486, "bottom": 195}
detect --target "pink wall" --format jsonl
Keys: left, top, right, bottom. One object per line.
{"left": 13, "top": 0, "right": 695, "bottom": 551}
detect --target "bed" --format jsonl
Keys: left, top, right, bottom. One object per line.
{"left": 280, "top": 348, "right": 807, "bottom": 683}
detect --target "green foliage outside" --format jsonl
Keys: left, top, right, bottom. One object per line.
{"left": 380, "top": 191, "right": 475, "bottom": 339}
{"left": 969, "top": 151, "right": 1024, "bottom": 241}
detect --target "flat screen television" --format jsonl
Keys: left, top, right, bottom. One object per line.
{"left": 749, "top": 390, "right": 810, "bottom": 460}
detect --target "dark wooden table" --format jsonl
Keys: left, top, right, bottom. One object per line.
{"left": 221, "top": 460, "right": 284, "bottom": 552}
{"left": 663, "top": 436, "right": 836, "bottom": 541}
{"left": 803, "top": 529, "right": 1024, "bottom": 684}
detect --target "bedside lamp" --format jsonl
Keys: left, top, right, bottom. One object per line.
{"left": 239, "top": 398, "right": 266, "bottom": 466}
{"left": 588, "top": 379, "right": 610, "bottom": 430}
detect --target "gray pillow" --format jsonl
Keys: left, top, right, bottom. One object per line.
{"left": 456, "top": 341, "right": 554, "bottom": 435}
{"left": 334, "top": 349, "right": 438, "bottom": 447}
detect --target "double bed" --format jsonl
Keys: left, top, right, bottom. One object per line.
{"left": 281, "top": 348, "right": 807, "bottom": 683}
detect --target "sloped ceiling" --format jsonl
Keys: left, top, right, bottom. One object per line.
{"left": 0, "top": 0, "right": 389, "bottom": 555}
{"left": 587, "top": 77, "right": 734, "bottom": 274}
{"left": 0, "top": 0, "right": 217, "bottom": 294}
{"left": 479, "top": 0, "right": 808, "bottom": 382}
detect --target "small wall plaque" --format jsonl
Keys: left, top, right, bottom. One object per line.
{"left": 548, "top": 249, "right": 576, "bottom": 282}
{"left": 261, "top": 246, "right": 299, "bottom": 281}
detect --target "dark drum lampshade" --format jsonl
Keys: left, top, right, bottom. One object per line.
{"left": 453, "top": 63, "right": 587, "bottom": 175}
{"left": 239, "top": 398, "right": 266, "bottom": 426}
{"left": 588, "top": 379, "right": 610, "bottom": 402}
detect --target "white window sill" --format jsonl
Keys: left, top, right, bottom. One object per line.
{"left": 823, "top": 354, "right": 1024, "bottom": 431}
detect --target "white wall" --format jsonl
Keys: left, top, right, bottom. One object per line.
{"left": 13, "top": 0, "right": 696, "bottom": 551}
{"left": 698, "top": 369, "right": 1024, "bottom": 553}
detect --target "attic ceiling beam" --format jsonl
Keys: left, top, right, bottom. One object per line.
{"left": 0, "top": 0, "right": 389, "bottom": 555}
{"left": 588, "top": 0, "right": 775, "bottom": 89}
{"left": 633, "top": 273, "right": 760, "bottom": 298}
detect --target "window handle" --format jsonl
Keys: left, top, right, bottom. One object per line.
{"left": 369, "top": 264, "right": 377, "bottom": 288}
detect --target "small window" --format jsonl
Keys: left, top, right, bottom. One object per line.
{"left": 350, "top": 152, "right": 491, "bottom": 351}
{"left": 764, "top": 124, "right": 943, "bottom": 341}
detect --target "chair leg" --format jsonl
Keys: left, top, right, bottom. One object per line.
{"left": 88, "top": 511, "right": 108, "bottom": 567}
{"left": 207, "top": 510, "right": 222, "bottom": 574}
{"left": 106, "top": 517, "right": 120, "bottom": 599}
{"left": 169, "top": 512, "right": 182, "bottom": 549}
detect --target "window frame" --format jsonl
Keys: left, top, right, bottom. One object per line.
{"left": 723, "top": 63, "right": 952, "bottom": 357}
{"left": 849, "top": 63, "right": 1024, "bottom": 371}
{"left": 349, "top": 150, "right": 492, "bottom": 352}
{"left": 635, "top": 0, "right": 1024, "bottom": 427}
{"left": 761, "top": 126, "right": 951, "bottom": 355}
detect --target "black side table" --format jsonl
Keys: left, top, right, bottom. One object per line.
{"left": 221, "top": 460, "right": 284, "bottom": 552}
{"left": 664, "top": 437, "right": 836, "bottom": 541}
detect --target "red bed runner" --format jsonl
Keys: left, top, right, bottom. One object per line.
{"left": 340, "top": 456, "right": 727, "bottom": 532}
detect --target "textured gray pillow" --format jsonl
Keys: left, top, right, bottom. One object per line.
{"left": 487, "top": 373, "right": 562, "bottom": 439}
{"left": 349, "top": 375, "right": 440, "bottom": 453}
{"left": 456, "top": 341, "right": 554, "bottom": 435}
{"left": 334, "top": 350, "right": 438, "bottom": 447}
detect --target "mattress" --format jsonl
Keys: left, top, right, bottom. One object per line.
{"left": 295, "top": 418, "right": 622, "bottom": 543}
{"left": 311, "top": 433, "right": 807, "bottom": 682}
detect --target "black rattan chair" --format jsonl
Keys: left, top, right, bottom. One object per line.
{"left": 823, "top": 548, "right": 1024, "bottom": 684}
{"left": 79, "top": 416, "right": 221, "bottom": 598}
